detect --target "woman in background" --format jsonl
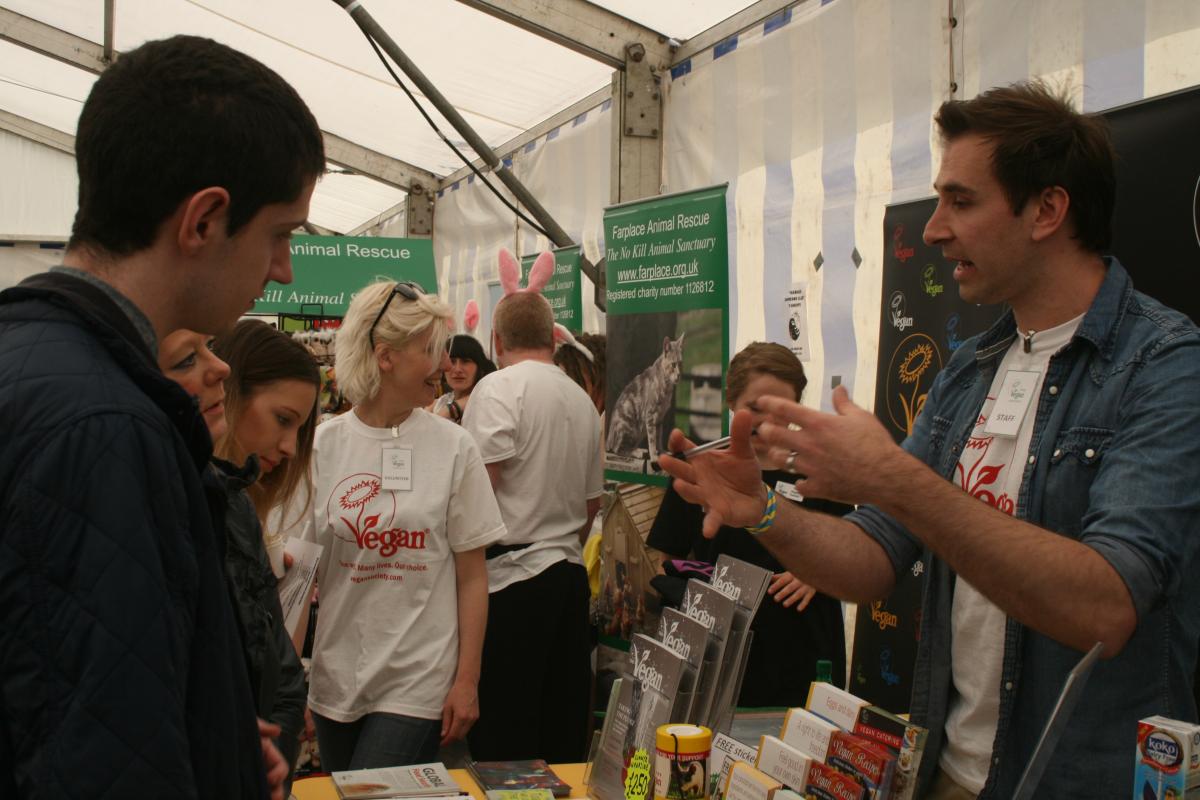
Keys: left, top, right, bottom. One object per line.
{"left": 430, "top": 334, "right": 496, "bottom": 423}
{"left": 647, "top": 342, "right": 850, "bottom": 706}
{"left": 554, "top": 330, "right": 606, "bottom": 416}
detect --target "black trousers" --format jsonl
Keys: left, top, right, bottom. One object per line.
{"left": 468, "top": 559, "right": 593, "bottom": 762}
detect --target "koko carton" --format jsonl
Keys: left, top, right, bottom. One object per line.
{"left": 1134, "top": 715, "right": 1200, "bottom": 799}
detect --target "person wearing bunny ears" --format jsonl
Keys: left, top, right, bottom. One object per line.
{"left": 461, "top": 249, "right": 604, "bottom": 762}
{"left": 431, "top": 302, "right": 497, "bottom": 424}
{"left": 553, "top": 325, "right": 606, "bottom": 416}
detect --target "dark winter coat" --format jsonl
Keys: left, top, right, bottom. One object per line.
{"left": 208, "top": 456, "right": 307, "bottom": 772}
{"left": 0, "top": 271, "right": 268, "bottom": 799}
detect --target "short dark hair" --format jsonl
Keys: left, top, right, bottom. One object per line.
{"left": 726, "top": 342, "right": 807, "bottom": 407}
{"left": 69, "top": 35, "right": 325, "bottom": 256}
{"left": 447, "top": 334, "right": 497, "bottom": 390}
{"left": 934, "top": 81, "right": 1115, "bottom": 252}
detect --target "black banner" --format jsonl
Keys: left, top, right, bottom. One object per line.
{"left": 850, "top": 199, "right": 1001, "bottom": 713}
{"left": 1106, "top": 85, "right": 1200, "bottom": 323}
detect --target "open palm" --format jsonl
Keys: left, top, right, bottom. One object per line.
{"left": 659, "top": 410, "right": 767, "bottom": 538}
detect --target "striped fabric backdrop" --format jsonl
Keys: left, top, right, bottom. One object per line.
{"left": 431, "top": 0, "right": 1200, "bottom": 397}
{"left": 432, "top": 100, "right": 612, "bottom": 343}
{"left": 664, "top": 0, "right": 1200, "bottom": 411}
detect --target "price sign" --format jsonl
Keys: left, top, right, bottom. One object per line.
{"left": 624, "top": 748, "right": 652, "bottom": 800}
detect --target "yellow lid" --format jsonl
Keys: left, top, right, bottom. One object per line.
{"left": 655, "top": 724, "right": 712, "bottom": 753}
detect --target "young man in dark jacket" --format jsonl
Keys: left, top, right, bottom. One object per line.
{"left": 0, "top": 36, "right": 324, "bottom": 799}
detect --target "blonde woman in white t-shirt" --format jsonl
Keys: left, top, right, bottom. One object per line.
{"left": 299, "top": 281, "right": 507, "bottom": 770}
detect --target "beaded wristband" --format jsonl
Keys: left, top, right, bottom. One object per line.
{"left": 745, "top": 484, "right": 777, "bottom": 535}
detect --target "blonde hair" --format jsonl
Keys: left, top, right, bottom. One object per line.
{"left": 336, "top": 280, "right": 453, "bottom": 404}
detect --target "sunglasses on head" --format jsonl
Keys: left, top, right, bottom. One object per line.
{"left": 368, "top": 281, "right": 425, "bottom": 348}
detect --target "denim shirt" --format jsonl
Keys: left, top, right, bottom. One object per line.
{"left": 848, "top": 258, "right": 1200, "bottom": 799}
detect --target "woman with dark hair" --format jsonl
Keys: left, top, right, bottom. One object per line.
{"left": 554, "top": 330, "right": 606, "bottom": 415}
{"left": 158, "top": 323, "right": 318, "bottom": 794}
{"left": 212, "top": 319, "right": 321, "bottom": 575}
{"left": 647, "top": 341, "right": 850, "bottom": 706}
{"left": 430, "top": 334, "right": 496, "bottom": 423}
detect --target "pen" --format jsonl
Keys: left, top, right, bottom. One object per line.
{"left": 669, "top": 435, "right": 733, "bottom": 460}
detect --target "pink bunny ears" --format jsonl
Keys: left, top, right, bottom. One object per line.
{"left": 554, "top": 324, "right": 594, "bottom": 362}
{"left": 463, "top": 300, "right": 479, "bottom": 334}
{"left": 499, "top": 248, "right": 554, "bottom": 297}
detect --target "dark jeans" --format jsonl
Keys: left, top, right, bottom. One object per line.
{"left": 313, "top": 711, "right": 441, "bottom": 771}
{"left": 468, "top": 559, "right": 592, "bottom": 762}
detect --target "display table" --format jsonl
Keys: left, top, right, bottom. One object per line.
{"left": 293, "top": 762, "right": 589, "bottom": 800}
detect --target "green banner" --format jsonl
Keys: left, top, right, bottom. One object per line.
{"left": 253, "top": 235, "right": 437, "bottom": 317}
{"left": 602, "top": 185, "right": 730, "bottom": 486}
{"left": 521, "top": 245, "right": 583, "bottom": 332}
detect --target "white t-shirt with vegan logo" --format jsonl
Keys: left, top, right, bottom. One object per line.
{"left": 300, "top": 408, "right": 506, "bottom": 722}
{"left": 940, "top": 313, "right": 1081, "bottom": 792}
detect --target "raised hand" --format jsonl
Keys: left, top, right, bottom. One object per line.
{"left": 758, "top": 385, "right": 904, "bottom": 506}
{"left": 658, "top": 410, "right": 768, "bottom": 538}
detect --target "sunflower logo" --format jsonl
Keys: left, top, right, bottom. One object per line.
{"left": 886, "top": 334, "right": 942, "bottom": 436}
{"left": 340, "top": 479, "right": 380, "bottom": 510}
{"left": 327, "top": 474, "right": 394, "bottom": 546}
{"left": 899, "top": 343, "right": 933, "bottom": 384}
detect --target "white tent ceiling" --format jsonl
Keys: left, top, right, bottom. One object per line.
{"left": 0, "top": 0, "right": 758, "bottom": 234}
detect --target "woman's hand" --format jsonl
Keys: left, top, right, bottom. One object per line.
{"left": 257, "top": 718, "right": 288, "bottom": 800}
{"left": 300, "top": 706, "right": 317, "bottom": 743}
{"left": 440, "top": 679, "right": 480, "bottom": 745}
{"left": 768, "top": 572, "right": 816, "bottom": 612}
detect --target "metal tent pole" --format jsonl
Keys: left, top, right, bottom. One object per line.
{"left": 332, "top": 0, "right": 575, "bottom": 252}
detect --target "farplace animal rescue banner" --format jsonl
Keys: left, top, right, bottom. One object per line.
{"left": 521, "top": 245, "right": 584, "bottom": 333}
{"left": 254, "top": 235, "right": 438, "bottom": 318}
{"left": 603, "top": 184, "right": 730, "bottom": 487}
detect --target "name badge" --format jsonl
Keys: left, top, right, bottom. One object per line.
{"left": 775, "top": 480, "right": 804, "bottom": 503}
{"left": 984, "top": 370, "right": 1039, "bottom": 438}
{"left": 381, "top": 447, "right": 413, "bottom": 491}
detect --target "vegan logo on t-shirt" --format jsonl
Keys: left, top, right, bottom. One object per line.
{"left": 328, "top": 472, "right": 428, "bottom": 557}
{"left": 957, "top": 403, "right": 1015, "bottom": 515}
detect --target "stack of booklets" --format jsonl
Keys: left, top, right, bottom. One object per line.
{"left": 706, "top": 555, "right": 772, "bottom": 734}
{"left": 332, "top": 762, "right": 465, "bottom": 800}
{"left": 711, "top": 682, "right": 928, "bottom": 800}
{"left": 590, "top": 634, "right": 688, "bottom": 800}
{"left": 467, "top": 760, "right": 572, "bottom": 799}
{"left": 587, "top": 556, "right": 771, "bottom": 800}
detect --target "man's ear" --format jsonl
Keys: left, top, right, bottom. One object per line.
{"left": 1030, "top": 185, "right": 1071, "bottom": 243}
{"left": 176, "top": 187, "right": 232, "bottom": 255}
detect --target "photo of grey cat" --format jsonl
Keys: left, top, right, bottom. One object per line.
{"left": 606, "top": 333, "right": 685, "bottom": 464}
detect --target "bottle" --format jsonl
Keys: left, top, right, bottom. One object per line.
{"left": 816, "top": 659, "right": 833, "bottom": 684}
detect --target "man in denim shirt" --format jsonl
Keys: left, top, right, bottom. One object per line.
{"left": 661, "top": 82, "right": 1200, "bottom": 799}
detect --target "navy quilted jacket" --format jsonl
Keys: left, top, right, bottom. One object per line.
{"left": 0, "top": 273, "right": 269, "bottom": 799}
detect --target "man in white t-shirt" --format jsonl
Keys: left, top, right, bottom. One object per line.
{"left": 462, "top": 290, "right": 604, "bottom": 762}
{"left": 660, "top": 82, "right": 1200, "bottom": 799}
